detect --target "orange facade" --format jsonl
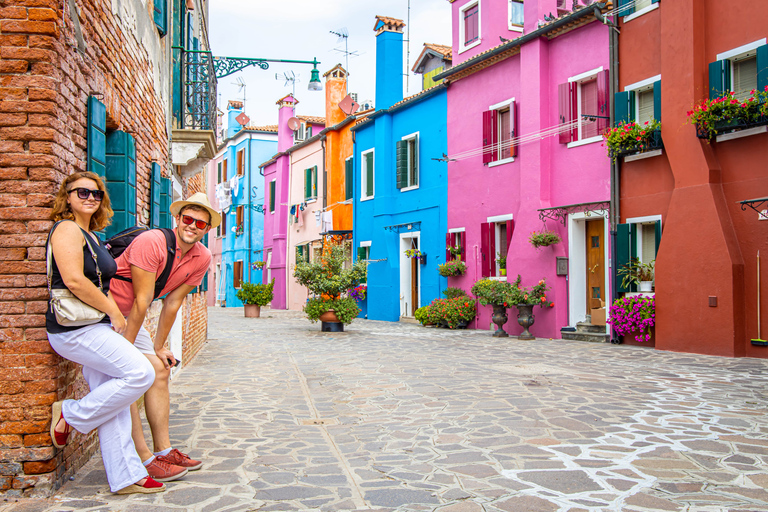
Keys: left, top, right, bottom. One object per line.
{"left": 323, "top": 66, "right": 354, "bottom": 231}
{"left": 618, "top": 0, "right": 768, "bottom": 357}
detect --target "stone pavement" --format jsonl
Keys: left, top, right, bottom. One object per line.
{"left": 4, "top": 307, "right": 768, "bottom": 512}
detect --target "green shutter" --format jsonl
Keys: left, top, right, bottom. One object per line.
{"left": 616, "top": 223, "right": 631, "bottom": 293}
{"left": 651, "top": 0, "right": 659, "bottom": 3}
{"left": 159, "top": 177, "right": 172, "bottom": 229}
{"left": 618, "top": 0, "right": 634, "bottom": 16}
{"left": 395, "top": 140, "right": 408, "bottom": 189}
{"left": 652, "top": 80, "right": 661, "bottom": 121}
{"left": 654, "top": 220, "right": 662, "bottom": 256}
{"left": 104, "top": 131, "right": 136, "bottom": 237}
{"left": 304, "top": 168, "right": 312, "bottom": 199}
{"left": 345, "top": 158, "right": 353, "bottom": 200}
{"left": 357, "top": 246, "right": 366, "bottom": 261}
{"left": 150, "top": 163, "right": 162, "bottom": 228}
{"left": 709, "top": 60, "right": 731, "bottom": 99}
{"left": 313, "top": 166, "right": 318, "bottom": 198}
{"left": 365, "top": 152, "right": 374, "bottom": 197}
{"left": 296, "top": 245, "right": 303, "bottom": 261}
{"left": 757, "top": 44, "right": 768, "bottom": 95}
{"left": 614, "top": 90, "right": 635, "bottom": 126}
{"left": 87, "top": 96, "right": 106, "bottom": 176}
{"left": 153, "top": 0, "right": 167, "bottom": 36}
{"left": 269, "top": 181, "right": 276, "bottom": 212}
{"left": 412, "top": 136, "right": 418, "bottom": 186}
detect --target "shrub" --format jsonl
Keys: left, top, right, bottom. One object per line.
{"left": 607, "top": 295, "right": 655, "bottom": 342}
{"left": 438, "top": 260, "right": 467, "bottom": 277}
{"left": 442, "top": 287, "right": 468, "bottom": 299}
{"left": 293, "top": 242, "right": 367, "bottom": 299}
{"left": 414, "top": 306, "right": 430, "bottom": 325}
{"left": 304, "top": 296, "right": 361, "bottom": 325}
{"left": 427, "top": 297, "right": 476, "bottom": 329}
{"left": 235, "top": 279, "right": 275, "bottom": 306}
{"left": 471, "top": 279, "right": 511, "bottom": 306}
{"left": 505, "top": 274, "right": 551, "bottom": 307}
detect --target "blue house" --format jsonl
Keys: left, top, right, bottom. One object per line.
{"left": 352, "top": 16, "right": 448, "bottom": 321}
{"left": 210, "top": 101, "right": 278, "bottom": 307}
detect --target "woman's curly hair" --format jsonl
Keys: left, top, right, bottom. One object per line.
{"left": 50, "top": 171, "right": 114, "bottom": 232}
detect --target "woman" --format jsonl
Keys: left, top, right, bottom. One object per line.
{"left": 46, "top": 171, "right": 163, "bottom": 495}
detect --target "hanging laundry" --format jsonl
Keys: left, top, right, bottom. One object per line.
{"left": 289, "top": 205, "right": 296, "bottom": 215}
{"left": 230, "top": 175, "right": 241, "bottom": 198}
{"left": 314, "top": 210, "right": 322, "bottom": 228}
{"left": 322, "top": 210, "right": 333, "bottom": 232}
{"left": 216, "top": 182, "right": 232, "bottom": 210}
{"left": 298, "top": 209, "right": 304, "bottom": 227}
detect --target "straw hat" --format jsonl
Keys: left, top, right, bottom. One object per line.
{"left": 170, "top": 192, "right": 222, "bottom": 228}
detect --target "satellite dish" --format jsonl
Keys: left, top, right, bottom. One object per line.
{"left": 339, "top": 94, "right": 360, "bottom": 116}
{"left": 287, "top": 117, "right": 301, "bottom": 131}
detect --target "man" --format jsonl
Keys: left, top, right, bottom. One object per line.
{"left": 110, "top": 192, "right": 218, "bottom": 482}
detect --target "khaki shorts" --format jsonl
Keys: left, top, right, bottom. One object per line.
{"left": 134, "top": 326, "right": 155, "bottom": 355}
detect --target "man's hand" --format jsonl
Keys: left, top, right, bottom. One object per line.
{"left": 156, "top": 347, "right": 176, "bottom": 370}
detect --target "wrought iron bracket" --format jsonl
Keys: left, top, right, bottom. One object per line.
{"left": 739, "top": 197, "right": 768, "bottom": 218}
{"left": 538, "top": 201, "right": 610, "bottom": 225}
{"left": 213, "top": 56, "right": 320, "bottom": 79}
{"left": 383, "top": 221, "right": 422, "bottom": 233}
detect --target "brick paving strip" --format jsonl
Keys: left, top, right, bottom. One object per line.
{"left": 3, "top": 307, "right": 768, "bottom": 512}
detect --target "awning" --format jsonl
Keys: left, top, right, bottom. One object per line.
{"left": 538, "top": 200, "right": 610, "bottom": 225}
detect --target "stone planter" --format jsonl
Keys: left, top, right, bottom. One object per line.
{"left": 639, "top": 281, "right": 653, "bottom": 292}
{"left": 491, "top": 304, "right": 509, "bottom": 337}
{"left": 515, "top": 304, "right": 536, "bottom": 340}
{"left": 244, "top": 304, "right": 261, "bottom": 318}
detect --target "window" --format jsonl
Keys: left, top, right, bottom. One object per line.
{"left": 233, "top": 260, "right": 243, "bottom": 289}
{"left": 304, "top": 166, "right": 318, "bottom": 201}
{"left": 295, "top": 122, "right": 307, "bottom": 143}
{"left": 396, "top": 133, "right": 418, "bottom": 190}
{"left": 221, "top": 210, "right": 227, "bottom": 236}
{"left": 621, "top": 0, "right": 659, "bottom": 22}
{"left": 559, "top": 68, "right": 609, "bottom": 146}
{"left": 509, "top": 0, "right": 523, "bottom": 30}
{"left": 483, "top": 98, "right": 516, "bottom": 165}
{"left": 710, "top": 40, "right": 768, "bottom": 101}
{"left": 616, "top": 76, "right": 661, "bottom": 128}
{"left": 222, "top": 159, "right": 228, "bottom": 182}
{"left": 358, "top": 242, "right": 371, "bottom": 283}
{"left": 236, "top": 205, "right": 243, "bottom": 229}
{"left": 216, "top": 222, "right": 221, "bottom": 238}
{"left": 446, "top": 230, "right": 466, "bottom": 262}
{"left": 296, "top": 244, "right": 310, "bottom": 263}
{"left": 459, "top": 1, "right": 481, "bottom": 53}
{"left": 306, "top": 124, "right": 313, "bottom": 139}
{"left": 153, "top": 0, "right": 167, "bottom": 36}
{"left": 236, "top": 149, "right": 244, "bottom": 176}
{"left": 269, "top": 180, "right": 276, "bottom": 213}
{"left": 480, "top": 216, "right": 514, "bottom": 278}
{"left": 361, "top": 149, "right": 374, "bottom": 201}
{"left": 345, "top": 156, "right": 354, "bottom": 200}
{"left": 217, "top": 161, "right": 222, "bottom": 183}
{"left": 615, "top": 216, "right": 662, "bottom": 293}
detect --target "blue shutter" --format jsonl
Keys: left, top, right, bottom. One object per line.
{"left": 757, "top": 44, "right": 768, "bottom": 95}
{"left": 652, "top": 80, "right": 662, "bottom": 122}
{"left": 614, "top": 91, "right": 635, "bottom": 126}
{"left": 151, "top": 163, "right": 162, "bottom": 228}
{"left": 160, "top": 176, "right": 172, "bottom": 228}
{"left": 104, "top": 131, "right": 136, "bottom": 238}
{"left": 87, "top": 96, "right": 106, "bottom": 176}
{"left": 153, "top": 0, "right": 167, "bottom": 36}
{"left": 709, "top": 60, "right": 731, "bottom": 99}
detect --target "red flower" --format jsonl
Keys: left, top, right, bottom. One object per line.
{"left": 549, "top": 302, "right": 555, "bottom": 307}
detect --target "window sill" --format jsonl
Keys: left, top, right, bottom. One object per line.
{"left": 508, "top": 25, "right": 523, "bottom": 33}
{"left": 624, "top": 149, "right": 663, "bottom": 162}
{"left": 400, "top": 185, "right": 419, "bottom": 192}
{"left": 488, "top": 157, "right": 515, "bottom": 167}
{"left": 360, "top": 196, "right": 374, "bottom": 202}
{"left": 623, "top": 3, "right": 659, "bottom": 23}
{"left": 716, "top": 125, "right": 767, "bottom": 143}
{"left": 458, "top": 38, "right": 482, "bottom": 55}
{"left": 489, "top": 276, "right": 507, "bottom": 281}
{"left": 305, "top": 198, "right": 317, "bottom": 204}
{"left": 567, "top": 135, "right": 603, "bottom": 149}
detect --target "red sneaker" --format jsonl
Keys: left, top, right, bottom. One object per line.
{"left": 50, "top": 401, "right": 72, "bottom": 449}
{"left": 145, "top": 456, "right": 188, "bottom": 482}
{"left": 115, "top": 476, "right": 166, "bottom": 494}
{"left": 157, "top": 448, "right": 203, "bottom": 471}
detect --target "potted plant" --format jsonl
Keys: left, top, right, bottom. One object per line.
{"left": 618, "top": 258, "right": 655, "bottom": 292}
{"left": 349, "top": 284, "right": 367, "bottom": 301}
{"left": 607, "top": 295, "right": 655, "bottom": 343}
{"left": 448, "top": 244, "right": 463, "bottom": 261}
{"left": 504, "top": 275, "right": 552, "bottom": 340}
{"left": 405, "top": 248, "right": 427, "bottom": 264}
{"left": 687, "top": 88, "right": 768, "bottom": 140}
{"left": 438, "top": 260, "right": 467, "bottom": 277}
{"left": 529, "top": 230, "right": 562, "bottom": 249}
{"left": 496, "top": 253, "right": 507, "bottom": 276}
{"left": 293, "top": 241, "right": 367, "bottom": 331}
{"left": 471, "top": 279, "right": 513, "bottom": 337}
{"left": 235, "top": 279, "right": 275, "bottom": 318}
{"left": 235, "top": 224, "right": 244, "bottom": 237}
{"left": 603, "top": 119, "right": 662, "bottom": 161}
{"left": 251, "top": 261, "right": 265, "bottom": 271}
{"left": 442, "top": 287, "right": 469, "bottom": 299}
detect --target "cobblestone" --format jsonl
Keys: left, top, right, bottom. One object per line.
{"left": 3, "top": 307, "right": 768, "bottom": 511}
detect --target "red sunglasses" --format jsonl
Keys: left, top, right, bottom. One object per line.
{"left": 181, "top": 215, "right": 210, "bottom": 229}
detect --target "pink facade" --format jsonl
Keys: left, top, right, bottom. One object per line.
{"left": 445, "top": 0, "right": 612, "bottom": 337}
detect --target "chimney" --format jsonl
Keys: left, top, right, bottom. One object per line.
{"left": 373, "top": 15, "right": 405, "bottom": 110}
{"left": 226, "top": 100, "right": 244, "bottom": 139}
{"left": 276, "top": 94, "right": 298, "bottom": 152}
{"left": 324, "top": 64, "right": 348, "bottom": 127}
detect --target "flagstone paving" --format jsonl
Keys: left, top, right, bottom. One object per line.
{"left": 4, "top": 307, "right": 768, "bottom": 511}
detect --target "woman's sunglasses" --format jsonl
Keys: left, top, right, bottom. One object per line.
{"left": 181, "top": 215, "right": 210, "bottom": 230}
{"left": 68, "top": 187, "right": 104, "bottom": 201}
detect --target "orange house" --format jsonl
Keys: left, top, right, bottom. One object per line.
{"left": 323, "top": 65, "right": 355, "bottom": 232}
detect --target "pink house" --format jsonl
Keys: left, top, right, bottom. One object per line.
{"left": 440, "top": 0, "right": 613, "bottom": 340}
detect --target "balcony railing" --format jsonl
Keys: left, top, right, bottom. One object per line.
{"left": 182, "top": 50, "right": 216, "bottom": 131}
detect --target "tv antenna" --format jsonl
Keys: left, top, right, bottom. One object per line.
{"left": 232, "top": 76, "right": 246, "bottom": 111}
{"left": 330, "top": 27, "right": 359, "bottom": 91}
{"left": 275, "top": 70, "right": 299, "bottom": 97}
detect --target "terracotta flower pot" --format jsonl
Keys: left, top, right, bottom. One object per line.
{"left": 319, "top": 310, "right": 339, "bottom": 323}
{"left": 244, "top": 304, "right": 261, "bottom": 318}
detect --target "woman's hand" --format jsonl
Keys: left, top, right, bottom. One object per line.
{"left": 109, "top": 310, "right": 127, "bottom": 335}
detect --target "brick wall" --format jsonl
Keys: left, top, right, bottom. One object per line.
{"left": 0, "top": 0, "right": 208, "bottom": 498}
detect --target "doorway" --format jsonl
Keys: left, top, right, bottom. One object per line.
{"left": 585, "top": 219, "right": 605, "bottom": 313}
{"left": 399, "top": 232, "right": 420, "bottom": 317}
{"left": 567, "top": 213, "right": 610, "bottom": 327}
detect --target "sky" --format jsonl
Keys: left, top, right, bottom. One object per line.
{"left": 208, "top": 0, "right": 452, "bottom": 131}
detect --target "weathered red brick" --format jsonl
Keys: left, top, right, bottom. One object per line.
{"left": 0, "top": 381, "right": 24, "bottom": 394}
{"left": 0, "top": 100, "right": 56, "bottom": 114}
{"left": 0, "top": 261, "right": 46, "bottom": 273}
{"left": 13, "top": 471, "right": 55, "bottom": 489}
{"left": 0, "top": 235, "right": 46, "bottom": 248}
{"left": 0, "top": 154, "right": 55, "bottom": 167}
{"left": 0, "top": 208, "right": 50, "bottom": 221}
{"left": 13, "top": 0, "right": 58, "bottom": 8}
{"left": 0, "top": 420, "right": 48, "bottom": 435}
{"left": 0, "top": 113, "right": 27, "bottom": 127}
{"left": 26, "top": 301, "right": 48, "bottom": 314}
{"left": 28, "top": 35, "right": 54, "bottom": 49}
{"left": 23, "top": 379, "right": 58, "bottom": 394}
{"left": 0, "top": 328, "right": 24, "bottom": 341}
{"left": 0, "top": 248, "right": 26, "bottom": 260}
{"left": 0, "top": 20, "right": 58, "bottom": 36}
{"left": 24, "top": 328, "right": 49, "bottom": 341}
{"left": 0, "top": 302, "right": 25, "bottom": 315}
{"left": 0, "top": 126, "right": 56, "bottom": 141}
{"left": 0, "top": 340, "right": 52, "bottom": 354}
{"left": 0, "top": 435, "right": 23, "bottom": 449}
{"left": 23, "top": 433, "right": 51, "bottom": 447}
{"left": 0, "top": 6, "right": 28, "bottom": 19}
{"left": 28, "top": 89, "right": 56, "bottom": 102}
{"left": 0, "top": 35, "right": 28, "bottom": 46}
{"left": 23, "top": 459, "right": 57, "bottom": 474}
{"left": 0, "top": 75, "right": 57, "bottom": 89}
{"left": 0, "top": 88, "right": 27, "bottom": 101}
{"left": 0, "top": 409, "right": 24, "bottom": 422}
{"left": 0, "top": 60, "right": 29, "bottom": 74}
{"left": 0, "top": 314, "right": 46, "bottom": 328}
{"left": 0, "top": 168, "right": 27, "bottom": 180}
{"left": 27, "top": 221, "right": 54, "bottom": 233}
{"left": 28, "top": 8, "right": 57, "bottom": 21}
{"left": 25, "top": 354, "right": 57, "bottom": 367}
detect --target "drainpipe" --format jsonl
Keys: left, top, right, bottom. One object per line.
{"left": 609, "top": 14, "right": 620, "bottom": 343}
{"left": 248, "top": 136, "right": 252, "bottom": 284}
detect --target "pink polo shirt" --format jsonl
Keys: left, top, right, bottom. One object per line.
{"left": 111, "top": 229, "right": 212, "bottom": 316}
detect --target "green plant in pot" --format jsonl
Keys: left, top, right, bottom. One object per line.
{"left": 438, "top": 260, "right": 467, "bottom": 277}
{"left": 496, "top": 253, "right": 507, "bottom": 276}
{"left": 618, "top": 258, "right": 655, "bottom": 292}
{"left": 504, "top": 275, "right": 552, "bottom": 340}
{"left": 448, "top": 244, "right": 463, "bottom": 261}
{"left": 529, "top": 230, "right": 562, "bottom": 249}
{"left": 236, "top": 279, "right": 275, "bottom": 318}
{"left": 293, "top": 241, "right": 367, "bottom": 328}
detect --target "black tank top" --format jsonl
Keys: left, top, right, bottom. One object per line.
{"left": 46, "top": 221, "right": 117, "bottom": 334}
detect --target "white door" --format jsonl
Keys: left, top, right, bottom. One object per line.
{"left": 399, "top": 232, "right": 420, "bottom": 317}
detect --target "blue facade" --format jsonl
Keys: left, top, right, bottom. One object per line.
{"left": 352, "top": 85, "right": 448, "bottom": 321}
{"left": 219, "top": 131, "right": 277, "bottom": 307}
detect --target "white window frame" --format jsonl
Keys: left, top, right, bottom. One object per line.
{"left": 294, "top": 122, "right": 306, "bottom": 143}
{"left": 508, "top": 0, "right": 524, "bottom": 32}
{"left": 458, "top": 0, "right": 482, "bottom": 54}
{"left": 626, "top": 214, "right": 662, "bottom": 266}
{"left": 448, "top": 227, "right": 466, "bottom": 233}
{"left": 236, "top": 148, "right": 245, "bottom": 176}
{"left": 718, "top": 40, "right": 766, "bottom": 102}
{"left": 488, "top": 97, "right": 516, "bottom": 167}
{"left": 361, "top": 148, "right": 375, "bottom": 202}
{"left": 567, "top": 66, "right": 604, "bottom": 148}
{"left": 400, "top": 131, "right": 420, "bottom": 192}
{"left": 487, "top": 214, "right": 513, "bottom": 278}
{"left": 625, "top": 74, "right": 661, "bottom": 125}
{"left": 623, "top": 0, "right": 659, "bottom": 23}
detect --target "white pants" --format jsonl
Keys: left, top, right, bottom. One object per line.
{"left": 47, "top": 324, "right": 155, "bottom": 492}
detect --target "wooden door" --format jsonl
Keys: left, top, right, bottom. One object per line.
{"left": 585, "top": 219, "right": 605, "bottom": 312}
{"left": 410, "top": 256, "right": 418, "bottom": 316}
